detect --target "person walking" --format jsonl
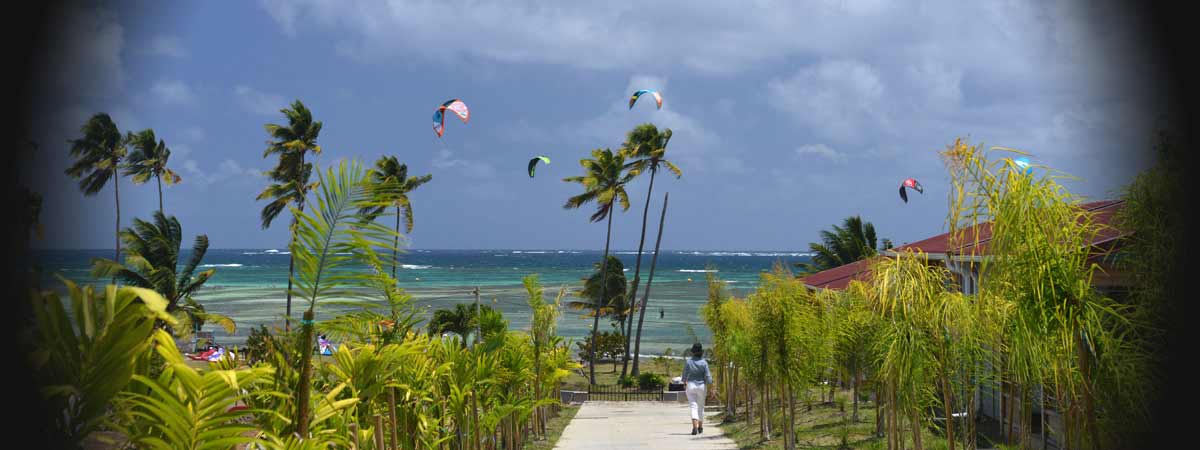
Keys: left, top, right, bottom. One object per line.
{"left": 682, "top": 342, "right": 714, "bottom": 435}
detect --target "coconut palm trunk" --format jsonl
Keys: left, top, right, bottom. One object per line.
{"left": 631, "top": 192, "right": 668, "bottom": 376}
{"left": 285, "top": 198, "right": 304, "bottom": 330}
{"left": 156, "top": 174, "right": 164, "bottom": 214}
{"left": 589, "top": 208, "right": 615, "bottom": 385}
{"left": 296, "top": 308, "right": 315, "bottom": 435}
{"left": 622, "top": 165, "right": 657, "bottom": 377}
{"left": 393, "top": 207, "right": 401, "bottom": 279}
{"left": 114, "top": 177, "right": 121, "bottom": 273}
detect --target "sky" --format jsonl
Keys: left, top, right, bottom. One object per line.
{"left": 22, "top": 0, "right": 1173, "bottom": 251}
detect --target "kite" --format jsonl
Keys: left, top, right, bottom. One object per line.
{"left": 433, "top": 99, "right": 470, "bottom": 137}
{"left": 628, "top": 89, "right": 663, "bottom": 110}
{"left": 899, "top": 178, "right": 924, "bottom": 203}
{"left": 1013, "top": 157, "right": 1033, "bottom": 175}
{"left": 528, "top": 155, "right": 551, "bottom": 178}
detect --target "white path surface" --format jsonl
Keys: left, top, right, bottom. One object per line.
{"left": 554, "top": 402, "right": 738, "bottom": 449}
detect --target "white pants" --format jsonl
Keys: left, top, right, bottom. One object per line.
{"left": 685, "top": 381, "right": 706, "bottom": 421}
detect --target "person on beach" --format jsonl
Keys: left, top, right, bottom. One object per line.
{"left": 681, "top": 342, "right": 714, "bottom": 435}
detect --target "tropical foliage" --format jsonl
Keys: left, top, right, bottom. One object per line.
{"left": 563, "top": 147, "right": 634, "bottom": 384}
{"left": 618, "top": 123, "right": 682, "bottom": 377}
{"left": 257, "top": 100, "right": 324, "bottom": 329}
{"left": 360, "top": 155, "right": 432, "bottom": 278}
{"left": 123, "top": 128, "right": 181, "bottom": 213}
{"left": 89, "top": 211, "right": 233, "bottom": 338}
{"left": 797, "top": 215, "right": 892, "bottom": 274}
{"left": 703, "top": 138, "right": 1160, "bottom": 450}
{"left": 65, "top": 112, "right": 127, "bottom": 261}
{"left": 568, "top": 255, "right": 629, "bottom": 326}
{"left": 428, "top": 303, "right": 505, "bottom": 341}
{"left": 23, "top": 280, "right": 175, "bottom": 448}
{"left": 28, "top": 158, "right": 579, "bottom": 450}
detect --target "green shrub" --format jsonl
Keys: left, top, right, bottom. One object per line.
{"left": 618, "top": 374, "right": 636, "bottom": 388}
{"left": 637, "top": 372, "right": 665, "bottom": 390}
{"left": 244, "top": 324, "right": 273, "bottom": 365}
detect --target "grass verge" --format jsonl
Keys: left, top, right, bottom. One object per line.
{"left": 522, "top": 404, "right": 581, "bottom": 450}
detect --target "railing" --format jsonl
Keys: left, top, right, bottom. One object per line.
{"left": 587, "top": 384, "right": 665, "bottom": 402}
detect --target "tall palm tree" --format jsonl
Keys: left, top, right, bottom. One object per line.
{"left": 797, "top": 215, "right": 892, "bottom": 274}
{"left": 124, "top": 128, "right": 182, "bottom": 214}
{"left": 257, "top": 100, "right": 322, "bottom": 329}
{"left": 359, "top": 155, "right": 432, "bottom": 279}
{"left": 563, "top": 148, "right": 634, "bottom": 384}
{"left": 619, "top": 123, "right": 682, "bottom": 377}
{"left": 66, "top": 113, "right": 127, "bottom": 263}
{"left": 90, "top": 211, "right": 233, "bottom": 339}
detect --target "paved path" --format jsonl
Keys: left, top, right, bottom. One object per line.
{"left": 554, "top": 402, "right": 738, "bottom": 449}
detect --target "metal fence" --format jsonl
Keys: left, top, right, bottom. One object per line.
{"left": 587, "top": 384, "right": 665, "bottom": 402}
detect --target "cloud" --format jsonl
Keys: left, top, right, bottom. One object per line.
{"left": 150, "top": 80, "right": 196, "bottom": 105}
{"left": 253, "top": 0, "right": 907, "bottom": 74}
{"left": 171, "top": 144, "right": 193, "bottom": 160}
{"left": 767, "top": 60, "right": 888, "bottom": 144}
{"left": 258, "top": 0, "right": 303, "bottom": 36}
{"left": 146, "top": 35, "right": 188, "bottom": 58}
{"left": 234, "top": 85, "right": 287, "bottom": 115}
{"left": 794, "top": 144, "right": 847, "bottom": 164}
{"left": 432, "top": 148, "right": 496, "bottom": 179}
{"left": 181, "top": 158, "right": 264, "bottom": 188}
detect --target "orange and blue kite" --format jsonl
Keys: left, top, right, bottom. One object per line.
{"left": 433, "top": 99, "right": 470, "bottom": 137}
{"left": 628, "top": 89, "right": 662, "bottom": 110}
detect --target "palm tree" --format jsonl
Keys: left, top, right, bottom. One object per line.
{"left": 283, "top": 159, "right": 403, "bottom": 435}
{"left": 66, "top": 113, "right": 127, "bottom": 263}
{"left": 257, "top": 100, "right": 323, "bottom": 329}
{"left": 359, "top": 155, "right": 432, "bottom": 278}
{"left": 563, "top": 148, "right": 634, "bottom": 385}
{"left": 567, "top": 255, "right": 629, "bottom": 327}
{"left": 620, "top": 123, "right": 682, "bottom": 377}
{"left": 428, "top": 303, "right": 502, "bottom": 340}
{"left": 123, "top": 128, "right": 182, "bottom": 214}
{"left": 90, "top": 211, "right": 233, "bottom": 340}
{"left": 797, "top": 215, "right": 892, "bottom": 274}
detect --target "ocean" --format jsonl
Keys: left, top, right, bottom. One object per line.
{"left": 34, "top": 249, "right": 812, "bottom": 355}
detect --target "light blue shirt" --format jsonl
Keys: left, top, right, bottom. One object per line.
{"left": 681, "top": 357, "right": 713, "bottom": 385}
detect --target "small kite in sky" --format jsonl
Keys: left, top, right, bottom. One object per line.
{"left": 528, "top": 156, "right": 551, "bottom": 178}
{"left": 433, "top": 99, "right": 470, "bottom": 137}
{"left": 1013, "top": 156, "right": 1033, "bottom": 176}
{"left": 899, "top": 178, "right": 924, "bottom": 203}
{"left": 628, "top": 89, "right": 663, "bottom": 110}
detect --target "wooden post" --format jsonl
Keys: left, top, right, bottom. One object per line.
{"left": 389, "top": 387, "right": 399, "bottom": 450}
{"left": 374, "top": 414, "right": 385, "bottom": 450}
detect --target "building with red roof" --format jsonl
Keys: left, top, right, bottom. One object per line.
{"left": 801, "top": 199, "right": 1127, "bottom": 292}
{"left": 798, "top": 199, "right": 1130, "bottom": 435}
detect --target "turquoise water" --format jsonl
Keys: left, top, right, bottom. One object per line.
{"left": 35, "top": 249, "right": 811, "bottom": 355}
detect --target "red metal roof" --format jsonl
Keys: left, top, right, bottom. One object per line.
{"left": 802, "top": 199, "right": 1127, "bottom": 291}
{"left": 798, "top": 257, "right": 879, "bottom": 290}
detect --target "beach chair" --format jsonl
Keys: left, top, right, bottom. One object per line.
{"left": 188, "top": 347, "right": 218, "bottom": 361}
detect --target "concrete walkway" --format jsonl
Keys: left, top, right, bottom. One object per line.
{"left": 554, "top": 402, "right": 738, "bottom": 449}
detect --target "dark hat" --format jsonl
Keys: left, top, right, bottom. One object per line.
{"left": 691, "top": 342, "right": 703, "bottom": 356}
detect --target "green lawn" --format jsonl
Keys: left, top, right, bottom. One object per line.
{"left": 521, "top": 404, "right": 581, "bottom": 450}
{"left": 561, "top": 357, "right": 680, "bottom": 391}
